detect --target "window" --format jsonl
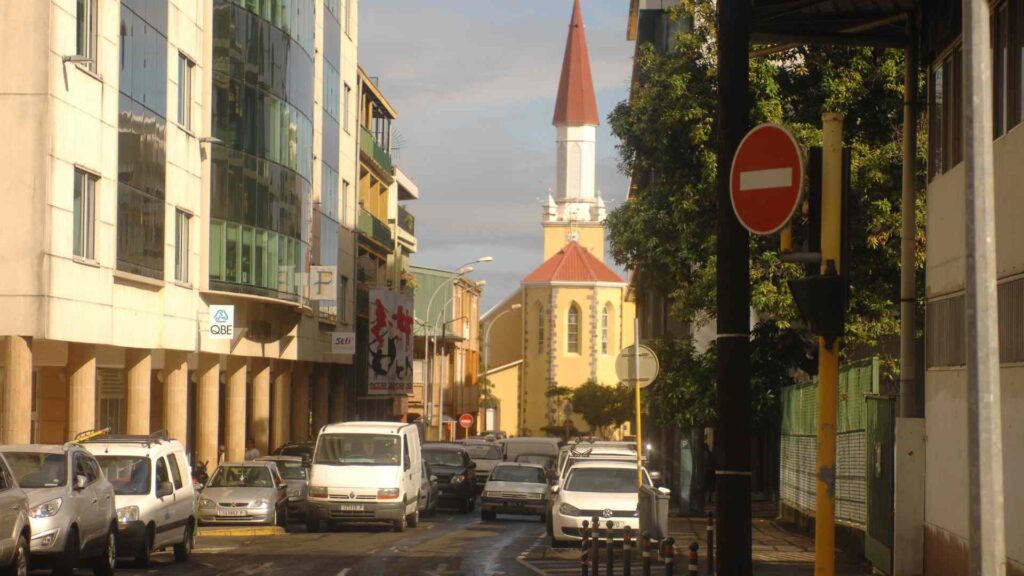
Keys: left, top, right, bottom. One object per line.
{"left": 601, "top": 305, "right": 610, "bottom": 355}
{"left": 167, "top": 453, "right": 184, "bottom": 489}
{"left": 994, "top": 2, "right": 1010, "bottom": 137}
{"left": 76, "top": 0, "right": 97, "bottom": 70}
{"left": 174, "top": 209, "right": 191, "bottom": 283}
{"left": 177, "top": 53, "right": 194, "bottom": 130}
{"left": 344, "top": 0, "right": 352, "bottom": 36}
{"left": 537, "top": 305, "right": 545, "bottom": 354}
{"left": 155, "top": 457, "right": 170, "bottom": 491}
{"left": 73, "top": 169, "right": 97, "bottom": 260}
{"left": 339, "top": 275, "right": 349, "bottom": 321}
{"left": 567, "top": 304, "right": 580, "bottom": 354}
{"left": 343, "top": 84, "right": 352, "bottom": 133}
{"left": 341, "top": 179, "right": 350, "bottom": 226}
{"left": 929, "top": 44, "right": 963, "bottom": 180}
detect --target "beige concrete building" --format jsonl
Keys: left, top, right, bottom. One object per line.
{"left": 0, "top": 0, "right": 364, "bottom": 466}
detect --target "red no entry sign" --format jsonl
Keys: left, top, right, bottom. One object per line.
{"left": 459, "top": 413, "right": 474, "bottom": 429}
{"left": 730, "top": 124, "right": 805, "bottom": 235}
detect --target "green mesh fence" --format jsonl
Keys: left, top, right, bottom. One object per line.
{"left": 781, "top": 357, "right": 880, "bottom": 436}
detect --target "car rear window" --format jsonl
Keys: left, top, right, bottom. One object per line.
{"left": 491, "top": 466, "right": 545, "bottom": 484}
{"left": 465, "top": 444, "right": 502, "bottom": 460}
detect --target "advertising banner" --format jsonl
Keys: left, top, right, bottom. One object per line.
{"left": 368, "top": 289, "right": 414, "bottom": 395}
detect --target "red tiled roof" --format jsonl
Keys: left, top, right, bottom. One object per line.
{"left": 552, "top": 0, "right": 600, "bottom": 126}
{"left": 523, "top": 242, "right": 624, "bottom": 284}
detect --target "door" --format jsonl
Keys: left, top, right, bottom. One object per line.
{"left": 153, "top": 457, "right": 175, "bottom": 547}
{"left": 165, "top": 452, "right": 192, "bottom": 545}
{"left": 71, "top": 452, "right": 102, "bottom": 549}
{"left": 865, "top": 395, "right": 895, "bottom": 575}
{"left": 0, "top": 459, "right": 19, "bottom": 560}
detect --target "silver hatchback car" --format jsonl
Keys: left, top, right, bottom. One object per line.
{"left": 198, "top": 462, "right": 289, "bottom": 528}
{"left": 0, "top": 452, "right": 31, "bottom": 576}
{"left": 0, "top": 444, "right": 117, "bottom": 576}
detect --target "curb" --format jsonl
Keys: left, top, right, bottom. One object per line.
{"left": 197, "top": 526, "right": 286, "bottom": 537}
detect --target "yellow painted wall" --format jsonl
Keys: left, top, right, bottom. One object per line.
{"left": 487, "top": 362, "right": 521, "bottom": 437}
{"left": 543, "top": 223, "right": 604, "bottom": 261}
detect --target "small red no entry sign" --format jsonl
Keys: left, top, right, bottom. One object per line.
{"left": 459, "top": 413, "right": 474, "bottom": 429}
{"left": 730, "top": 124, "right": 805, "bottom": 235}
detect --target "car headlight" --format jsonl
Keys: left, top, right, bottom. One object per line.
{"left": 30, "top": 498, "right": 63, "bottom": 518}
{"left": 288, "top": 487, "right": 302, "bottom": 497}
{"left": 198, "top": 497, "right": 215, "bottom": 508}
{"left": 309, "top": 486, "right": 328, "bottom": 499}
{"left": 450, "top": 474, "right": 465, "bottom": 485}
{"left": 250, "top": 498, "right": 270, "bottom": 509}
{"left": 116, "top": 505, "right": 140, "bottom": 523}
{"left": 527, "top": 493, "right": 544, "bottom": 500}
{"left": 559, "top": 503, "right": 581, "bottom": 516}
{"left": 377, "top": 488, "right": 400, "bottom": 500}
{"left": 483, "top": 491, "right": 498, "bottom": 498}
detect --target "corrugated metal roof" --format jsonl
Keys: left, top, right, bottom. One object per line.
{"left": 523, "top": 242, "right": 625, "bottom": 284}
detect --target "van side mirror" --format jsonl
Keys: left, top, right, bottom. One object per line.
{"left": 74, "top": 475, "right": 88, "bottom": 491}
{"left": 157, "top": 481, "right": 173, "bottom": 498}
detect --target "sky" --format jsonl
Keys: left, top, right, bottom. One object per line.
{"left": 358, "top": 1, "right": 634, "bottom": 311}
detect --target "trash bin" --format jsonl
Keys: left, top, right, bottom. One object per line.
{"left": 639, "top": 484, "right": 671, "bottom": 539}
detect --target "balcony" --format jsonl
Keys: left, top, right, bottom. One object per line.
{"left": 360, "top": 126, "right": 393, "bottom": 175}
{"left": 358, "top": 208, "right": 393, "bottom": 250}
{"left": 398, "top": 205, "right": 415, "bottom": 236}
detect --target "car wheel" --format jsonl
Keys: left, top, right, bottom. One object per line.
{"left": 5, "top": 535, "right": 27, "bottom": 576}
{"left": 91, "top": 528, "right": 116, "bottom": 576}
{"left": 135, "top": 524, "right": 153, "bottom": 568}
{"left": 52, "top": 526, "right": 78, "bottom": 576}
{"left": 481, "top": 510, "right": 496, "bottom": 521}
{"left": 305, "top": 517, "right": 321, "bottom": 533}
{"left": 173, "top": 521, "right": 194, "bottom": 562}
{"left": 406, "top": 508, "right": 419, "bottom": 528}
{"left": 392, "top": 514, "right": 406, "bottom": 533}
{"left": 277, "top": 506, "right": 289, "bottom": 532}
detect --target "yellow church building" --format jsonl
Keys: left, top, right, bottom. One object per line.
{"left": 481, "top": 0, "right": 636, "bottom": 437}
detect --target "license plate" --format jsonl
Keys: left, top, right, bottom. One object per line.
{"left": 338, "top": 504, "right": 364, "bottom": 511}
{"left": 217, "top": 509, "right": 247, "bottom": 517}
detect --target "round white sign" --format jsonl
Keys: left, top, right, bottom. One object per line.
{"left": 615, "top": 345, "right": 660, "bottom": 388}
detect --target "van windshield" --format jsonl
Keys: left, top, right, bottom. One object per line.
{"left": 95, "top": 455, "right": 151, "bottom": 495}
{"left": 314, "top": 434, "right": 401, "bottom": 466}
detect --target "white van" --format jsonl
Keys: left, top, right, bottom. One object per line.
{"left": 85, "top": 434, "right": 195, "bottom": 566}
{"left": 306, "top": 422, "right": 422, "bottom": 532}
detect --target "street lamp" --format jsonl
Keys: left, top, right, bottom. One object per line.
{"left": 483, "top": 303, "right": 522, "bottom": 375}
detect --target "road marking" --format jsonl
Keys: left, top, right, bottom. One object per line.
{"left": 336, "top": 569, "right": 351, "bottom": 576}
{"left": 739, "top": 167, "right": 792, "bottom": 191}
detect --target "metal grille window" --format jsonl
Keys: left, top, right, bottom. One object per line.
{"left": 177, "top": 53, "right": 194, "bottom": 130}
{"left": 601, "top": 306, "right": 609, "bottom": 355}
{"left": 926, "top": 295, "right": 966, "bottom": 367}
{"left": 537, "top": 305, "right": 545, "bottom": 354}
{"left": 174, "top": 209, "right": 191, "bottom": 283}
{"left": 73, "top": 169, "right": 97, "bottom": 260}
{"left": 998, "top": 277, "right": 1024, "bottom": 363}
{"left": 76, "top": 0, "right": 97, "bottom": 70}
{"left": 567, "top": 304, "right": 580, "bottom": 354}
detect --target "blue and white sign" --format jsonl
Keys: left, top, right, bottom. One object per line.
{"left": 209, "top": 305, "right": 235, "bottom": 340}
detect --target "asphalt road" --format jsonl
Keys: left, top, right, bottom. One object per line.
{"left": 79, "top": 507, "right": 549, "bottom": 576}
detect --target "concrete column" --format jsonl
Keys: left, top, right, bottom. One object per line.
{"left": 2, "top": 336, "right": 33, "bottom": 443}
{"left": 66, "top": 342, "right": 96, "bottom": 439}
{"left": 311, "top": 366, "right": 329, "bottom": 433}
{"left": 162, "top": 351, "right": 189, "bottom": 444}
{"left": 224, "top": 356, "right": 247, "bottom": 461}
{"left": 290, "top": 362, "right": 309, "bottom": 442}
{"left": 271, "top": 361, "right": 291, "bottom": 451}
{"left": 195, "top": 354, "right": 220, "bottom": 468}
{"left": 250, "top": 359, "right": 270, "bottom": 455}
{"left": 124, "top": 348, "right": 152, "bottom": 435}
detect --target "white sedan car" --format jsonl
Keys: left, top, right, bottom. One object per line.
{"left": 549, "top": 460, "right": 653, "bottom": 546}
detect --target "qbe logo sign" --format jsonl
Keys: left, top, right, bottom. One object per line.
{"left": 209, "top": 305, "right": 235, "bottom": 340}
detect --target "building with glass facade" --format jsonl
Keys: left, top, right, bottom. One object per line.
{"left": 0, "top": 0, "right": 370, "bottom": 468}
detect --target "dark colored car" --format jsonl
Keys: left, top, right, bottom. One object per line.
{"left": 421, "top": 444, "right": 477, "bottom": 513}
{"left": 271, "top": 442, "right": 314, "bottom": 463}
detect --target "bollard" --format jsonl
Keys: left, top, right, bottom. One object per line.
{"left": 641, "top": 531, "right": 652, "bottom": 576}
{"left": 662, "top": 537, "right": 676, "bottom": 576}
{"left": 623, "top": 526, "right": 633, "bottom": 576}
{"left": 592, "top": 517, "right": 601, "bottom": 576}
{"left": 706, "top": 512, "right": 715, "bottom": 575}
{"left": 606, "top": 521, "right": 615, "bottom": 576}
{"left": 581, "top": 520, "right": 591, "bottom": 576}
{"left": 687, "top": 541, "right": 699, "bottom": 576}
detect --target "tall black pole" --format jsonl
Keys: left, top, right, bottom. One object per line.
{"left": 714, "top": 1, "right": 752, "bottom": 574}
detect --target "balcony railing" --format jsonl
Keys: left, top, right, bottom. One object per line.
{"left": 358, "top": 208, "right": 393, "bottom": 248}
{"left": 398, "top": 205, "right": 415, "bottom": 236}
{"left": 360, "top": 126, "right": 393, "bottom": 174}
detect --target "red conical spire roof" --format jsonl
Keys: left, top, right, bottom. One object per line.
{"left": 552, "top": 0, "right": 600, "bottom": 126}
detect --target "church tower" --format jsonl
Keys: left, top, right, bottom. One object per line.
{"left": 544, "top": 0, "right": 607, "bottom": 261}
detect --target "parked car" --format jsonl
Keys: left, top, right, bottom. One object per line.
{"left": 197, "top": 462, "right": 290, "bottom": 529}
{"left": 417, "top": 461, "right": 438, "bottom": 516}
{"left": 481, "top": 431, "right": 508, "bottom": 440}
{"left": 462, "top": 442, "right": 503, "bottom": 489}
{"left": 421, "top": 444, "right": 477, "bottom": 513}
{"left": 501, "top": 437, "right": 561, "bottom": 464}
{"left": 513, "top": 453, "right": 557, "bottom": 480}
{"left": 87, "top": 434, "right": 195, "bottom": 566}
{"left": 548, "top": 460, "right": 654, "bottom": 547}
{"left": 306, "top": 422, "right": 423, "bottom": 532}
{"left": 556, "top": 445, "right": 637, "bottom": 484}
{"left": 256, "top": 455, "right": 308, "bottom": 518}
{"left": 271, "top": 442, "right": 315, "bottom": 464}
{"left": 1, "top": 444, "right": 118, "bottom": 576}
{"left": 0, "top": 452, "right": 31, "bottom": 576}
{"left": 480, "top": 463, "right": 550, "bottom": 522}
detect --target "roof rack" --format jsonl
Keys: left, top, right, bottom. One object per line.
{"left": 71, "top": 428, "right": 111, "bottom": 444}
{"left": 80, "top": 429, "right": 170, "bottom": 448}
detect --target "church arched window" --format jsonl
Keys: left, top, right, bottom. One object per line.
{"left": 537, "top": 304, "right": 545, "bottom": 354}
{"left": 601, "top": 304, "right": 610, "bottom": 355}
{"left": 567, "top": 304, "right": 581, "bottom": 354}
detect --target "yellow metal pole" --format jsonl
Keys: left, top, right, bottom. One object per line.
{"left": 815, "top": 113, "right": 844, "bottom": 576}
{"left": 634, "top": 317, "right": 643, "bottom": 489}
{"left": 780, "top": 224, "right": 793, "bottom": 253}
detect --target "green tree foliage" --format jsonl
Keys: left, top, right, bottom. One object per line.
{"left": 570, "top": 380, "right": 633, "bottom": 437}
{"left": 606, "top": 1, "right": 926, "bottom": 427}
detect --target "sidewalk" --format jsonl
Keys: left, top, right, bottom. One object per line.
{"left": 669, "top": 514, "right": 868, "bottom": 575}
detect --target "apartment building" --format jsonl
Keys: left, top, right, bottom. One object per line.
{"left": 0, "top": 0, "right": 362, "bottom": 468}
